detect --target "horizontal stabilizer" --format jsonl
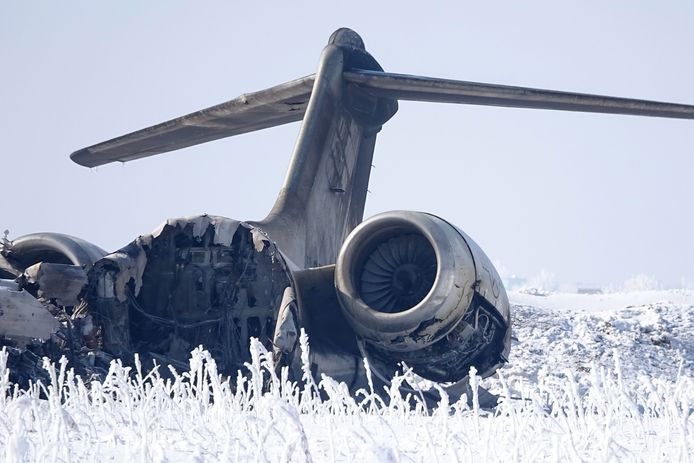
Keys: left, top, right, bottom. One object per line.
{"left": 345, "top": 70, "right": 694, "bottom": 119}
{"left": 71, "top": 75, "right": 316, "bottom": 167}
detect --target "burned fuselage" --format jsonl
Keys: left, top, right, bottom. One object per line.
{"left": 0, "top": 217, "right": 299, "bottom": 385}
{"left": 89, "top": 216, "right": 294, "bottom": 374}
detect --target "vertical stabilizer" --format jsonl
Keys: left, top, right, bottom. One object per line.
{"left": 255, "top": 29, "right": 398, "bottom": 268}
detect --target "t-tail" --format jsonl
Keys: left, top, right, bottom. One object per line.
{"left": 70, "top": 28, "right": 694, "bottom": 268}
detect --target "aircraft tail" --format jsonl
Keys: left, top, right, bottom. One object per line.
{"left": 70, "top": 28, "right": 694, "bottom": 268}
{"left": 252, "top": 29, "right": 397, "bottom": 267}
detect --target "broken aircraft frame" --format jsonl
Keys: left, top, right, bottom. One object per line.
{"left": 2, "top": 28, "right": 694, "bottom": 403}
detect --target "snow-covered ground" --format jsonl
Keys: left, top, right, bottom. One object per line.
{"left": 1, "top": 290, "right": 693, "bottom": 461}
{"left": 503, "top": 289, "right": 694, "bottom": 388}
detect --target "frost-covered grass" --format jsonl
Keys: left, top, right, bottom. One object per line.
{"left": 1, "top": 330, "right": 692, "bottom": 462}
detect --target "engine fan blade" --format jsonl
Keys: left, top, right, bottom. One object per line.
{"left": 70, "top": 75, "right": 316, "bottom": 167}
{"left": 360, "top": 234, "right": 436, "bottom": 313}
{"left": 344, "top": 70, "right": 694, "bottom": 119}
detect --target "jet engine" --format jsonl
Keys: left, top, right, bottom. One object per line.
{"left": 334, "top": 211, "right": 511, "bottom": 383}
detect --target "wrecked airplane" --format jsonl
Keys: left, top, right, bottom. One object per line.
{"left": 2, "top": 28, "right": 694, "bottom": 403}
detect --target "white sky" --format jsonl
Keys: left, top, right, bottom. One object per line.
{"left": 2, "top": 1, "right": 693, "bottom": 287}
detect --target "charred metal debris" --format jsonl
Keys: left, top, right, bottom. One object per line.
{"left": 0, "top": 216, "right": 297, "bottom": 387}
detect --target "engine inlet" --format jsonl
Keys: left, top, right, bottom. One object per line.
{"left": 359, "top": 234, "right": 436, "bottom": 313}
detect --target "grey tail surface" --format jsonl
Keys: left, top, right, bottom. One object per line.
{"left": 69, "top": 27, "right": 693, "bottom": 269}
{"left": 253, "top": 29, "right": 397, "bottom": 268}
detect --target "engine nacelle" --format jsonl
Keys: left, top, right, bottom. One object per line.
{"left": 6, "top": 233, "right": 107, "bottom": 271}
{"left": 335, "top": 211, "right": 511, "bottom": 382}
